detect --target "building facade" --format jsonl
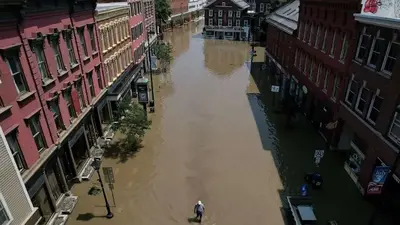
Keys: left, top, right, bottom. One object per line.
{"left": 171, "top": 0, "right": 189, "bottom": 17}
{"left": 292, "top": 0, "right": 360, "bottom": 145}
{"left": 264, "top": 0, "right": 299, "bottom": 107}
{"left": 0, "top": 0, "right": 106, "bottom": 224}
{"left": 335, "top": 0, "right": 400, "bottom": 206}
{"left": 204, "top": 0, "right": 250, "bottom": 40}
{"left": 0, "top": 126, "right": 40, "bottom": 225}
{"left": 96, "top": 3, "right": 135, "bottom": 134}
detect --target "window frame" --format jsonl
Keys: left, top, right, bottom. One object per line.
{"left": 48, "top": 98, "right": 64, "bottom": 132}
{"left": 316, "top": 63, "right": 321, "bottom": 86}
{"left": 78, "top": 28, "right": 89, "bottom": 57}
{"left": 345, "top": 74, "right": 357, "bottom": 106}
{"left": 355, "top": 81, "right": 369, "bottom": 115}
{"left": 321, "top": 28, "right": 328, "bottom": 52}
{"left": 50, "top": 38, "right": 66, "bottom": 74}
{"left": 28, "top": 114, "right": 46, "bottom": 152}
{"left": 0, "top": 193, "right": 13, "bottom": 225}
{"left": 339, "top": 32, "right": 348, "bottom": 62}
{"left": 323, "top": 68, "right": 329, "bottom": 91}
{"left": 367, "top": 30, "right": 383, "bottom": 68}
{"left": 235, "top": 19, "right": 240, "bottom": 27}
{"left": 330, "top": 30, "right": 337, "bottom": 56}
{"left": 5, "top": 131, "right": 27, "bottom": 172}
{"left": 355, "top": 27, "right": 370, "bottom": 62}
{"left": 381, "top": 39, "right": 399, "bottom": 75}
{"left": 33, "top": 44, "right": 52, "bottom": 83}
{"left": 88, "top": 25, "right": 97, "bottom": 53}
{"left": 87, "top": 71, "right": 95, "bottom": 98}
{"left": 308, "top": 23, "right": 314, "bottom": 44}
{"left": 6, "top": 54, "right": 29, "bottom": 94}
{"left": 309, "top": 59, "right": 315, "bottom": 80}
{"left": 236, "top": 11, "right": 241, "bottom": 17}
{"left": 64, "top": 88, "right": 77, "bottom": 119}
{"left": 228, "top": 19, "right": 232, "bottom": 27}
{"left": 315, "top": 25, "right": 321, "bottom": 48}
{"left": 243, "top": 20, "right": 248, "bottom": 27}
{"left": 260, "top": 3, "right": 264, "bottom": 13}
{"left": 332, "top": 74, "right": 340, "bottom": 101}
{"left": 228, "top": 10, "right": 233, "bottom": 17}
{"left": 218, "top": 10, "right": 223, "bottom": 17}
{"left": 388, "top": 112, "right": 400, "bottom": 146}
{"left": 209, "top": 9, "right": 213, "bottom": 17}
{"left": 366, "top": 89, "right": 382, "bottom": 125}
{"left": 208, "top": 18, "right": 213, "bottom": 26}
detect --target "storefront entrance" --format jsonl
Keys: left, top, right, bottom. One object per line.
{"left": 29, "top": 177, "right": 55, "bottom": 225}
{"left": 69, "top": 127, "right": 89, "bottom": 172}
{"left": 45, "top": 162, "right": 65, "bottom": 204}
{"left": 59, "top": 148, "right": 75, "bottom": 189}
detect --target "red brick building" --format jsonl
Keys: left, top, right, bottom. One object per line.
{"left": 335, "top": 0, "right": 400, "bottom": 205}
{"left": 264, "top": 0, "right": 299, "bottom": 105}
{"left": 171, "top": 0, "right": 189, "bottom": 16}
{"left": 292, "top": 0, "right": 361, "bottom": 145}
{"left": 0, "top": 0, "right": 106, "bottom": 223}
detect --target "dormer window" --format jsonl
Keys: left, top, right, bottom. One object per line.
{"left": 222, "top": 2, "right": 225, "bottom": 6}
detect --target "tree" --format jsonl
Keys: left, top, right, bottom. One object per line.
{"left": 111, "top": 100, "right": 151, "bottom": 149}
{"left": 155, "top": 0, "right": 172, "bottom": 31}
{"left": 153, "top": 42, "right": 173, "bottom": 72}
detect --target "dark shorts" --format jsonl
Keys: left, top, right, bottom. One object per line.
{"left": 196, "top": 211, "right": 203, "bottom": 217}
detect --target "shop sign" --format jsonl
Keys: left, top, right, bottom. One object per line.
{"left": 366, "top": 165, "right": 391, "bottom": 195}
{"left": 136, "top": 78, "right": 149, "bottom": 103}
{"left": 271, "top": 85, "right": 280, "bottom": 93}
{"left": 361, "top": 0, "right": 400, "bottom": 19}
{"left": 68, "top": 126, "right": 85, "bottom": 148}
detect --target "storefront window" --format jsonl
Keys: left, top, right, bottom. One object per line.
{"left": 32, "top": 186, "right": 54, "bottom": 225}
{"left": 46, "top": 163, "right": 64, "bottom": 202}
{"left": 345, "top": 133, "right": 367, "bottom": 181}
{"left": 71, "top": 135, "right": 89, "bottom": 172}
{"left": 59, "top": 150, "right": 75, "bottom": 189}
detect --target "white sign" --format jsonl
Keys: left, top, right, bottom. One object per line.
{"left": 271, "top": 85, "right": 280, "bottom": 93}
{"left": 361, "top": 0, "right": 400, "bottom": 19}
{"left": 314, "top": 149, "right": 324, "bottom": 167}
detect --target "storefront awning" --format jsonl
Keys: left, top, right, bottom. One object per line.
{"left": 108, "top": 64, "right": 142, "bottom": 101}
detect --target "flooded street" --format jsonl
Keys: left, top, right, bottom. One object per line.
{"left": 70, "top": 21, "right": 377, "bottom": 225}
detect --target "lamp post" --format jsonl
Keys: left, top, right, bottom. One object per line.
{"left": 147, "top": 30, "right": 156, "bottom": 113}
{"left": 91, "top": 158, "right": 113, "bottom": 219}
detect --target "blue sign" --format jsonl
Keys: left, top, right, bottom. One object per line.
{"left": 371, "top": 166, "right": 390, "bottom": 184}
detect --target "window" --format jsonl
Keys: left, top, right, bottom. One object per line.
{"left": 96, "top": 66, "right": 102, "bottom": 89}
{"left": 209, "top": 9, "right": 213, "bottom": 17}
{"left": 28, "top": 115, "right": 46, "bottom": 151}
{"left": 218, "top": 19, "right": 222, "bottom": 26}
{"left": 49, "top": 99, "right": 64, "bottom": 132}
{"left": 315, "top": 25, "right": 321, "bottom": 48}
{"left": 0, "top": 194, "right": 11, "bottom": 225}
{"left": 218, "top": 10, "right": 223, "bottom": 17}
{"left": 260, "top": 3, "right": 264, "bottom": 12}
{"left": 330, "top": 30, "right": 337, "bottom": 56}
{"left": 236, "top": 11, "right": 241, "bottom": 17}
{"left": 332, "top": 74, "right": 340, "bottom": 100}
{"left": 299, "top": 52, "right": 304, "bottom": 71}
{"left": 221, "top": 2, "right": 225, "bottom": 6}
{"left": 308, "top": 24, "right": 314, "bottom": 44}
{"left": 64, "top": 89, "right": 76, "bottom": 118}
{"left": 389, "top": 112, "right": 400, "bottom": 145}
{"left": 88, "top": 25, "right": 97, "bottom": 52}
{"left": 228, "top": 19, "right": 232, "bottom": 26}
{"left": 6, "top": 132, "right": 26, "bottom": 172}
{"left": 228, "top": 10, "right": 233, "bottom": 17}
{"left": 367, "top": 30, "right": 383, "bottom": 68}
{"left": 294, "top": 49, "right": 298, "bottom": 66}
{"left": 367, "top": 90, "right": 383, "bottom": 124}
{"left": 6, "top": 55, "right": 29, "bottom": 94}
{"left": 33, "top": 45, "right": 51, "bottom": 83}
{"left": 303, "top": 55, "right": 309, "bottom": 74}
{"left": 236, "top": 19, "right": 240, "bottom": 27}
{"left": 355, "top": 83, "right": 370, "bottom": 114}
{"left": 244, "top": 20, "right": 248, "bottom": 27}
{"left": 78, "top": 28, "right": 88, "bottom": 57}
{"left": 340, "top": 32, "right": 348, "bottom": 61}
{"left": 322, "top": 28, "right": 328, "bottom": 51}
{"left": 356, "top": 27, "right": 370, "bottom": 61}
{"left": 323, "top": 68, "right": 329, "bottom": 90}
{"left": 208, "top": 19, "right": 213, "bottom": 26}
{"left": 309, "top": 60, "right": 315, "bottom": 80}
{"left": 87, "top": 72, "right": 95, "bottom": 98}
{"left": 51, "top": 40, "right": 66, "bottom": 73}
{"left": 303, "top": 22, "right": 309, "bottom": 41}
{"left": 75, "top": 81, "right": 85, "bottom": 109}
{"left": 382, "top": 38, "right": 400, "bottom": 74}
{"left": 345, "top": 76, "right": 358, "bottom": 105}
{"left": 316, "top": 64, "right": 322, "bottom": 85}
{"left": 298, "top": 22, "right": 303, "bottom": 39}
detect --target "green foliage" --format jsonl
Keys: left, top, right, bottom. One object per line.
{"left": 155, "top": 0, "right": 172, "bottom": 24}
{"left": 88, "top": 185, "right": 102, "bottom": 196}
{"left": 153, "top": 43, "right": 173, "bottom": 63}
{"left": 111, "top": 100, "right": 151, "bottom": 149}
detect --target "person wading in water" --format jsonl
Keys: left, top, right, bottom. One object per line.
{"left": 194, "top": 200, "right": 205, "bottom": 222}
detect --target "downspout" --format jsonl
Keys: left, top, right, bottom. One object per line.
{"left": 16, "top": 12, "right": 55, "bottom": 145}
{"left": 68, "top": 3, "right": 91, "bottom": 105}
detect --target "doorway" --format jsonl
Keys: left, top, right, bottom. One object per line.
{"left": 71, "top": 135, "right": 89, "bottom": 172}
{"left": 32, "top": 185, "right": 54, "bottom": 225}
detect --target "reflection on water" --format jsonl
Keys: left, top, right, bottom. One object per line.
{"left": 69, "top": 18, "right": 377, "bottom": 225}
{"left": 203, "top": 39, "right": 248, "bottom": 76}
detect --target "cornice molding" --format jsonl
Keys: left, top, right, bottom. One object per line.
{"left": 354, "top": 13, "right": 400, "bottom": 30}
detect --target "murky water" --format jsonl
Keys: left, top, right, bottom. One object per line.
{"left": 70, "top": 20, "right": 379, "bottom": 225}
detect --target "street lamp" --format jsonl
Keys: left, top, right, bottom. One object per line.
{"left": 91, "top": 158, "right": 113, "bottom": 219}
{"left": 147, "top": 30, "right": 156, "bottom": 113}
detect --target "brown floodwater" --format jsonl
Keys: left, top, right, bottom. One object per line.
{"left": 70, "top": 20, "right": 381, "bottom": 225}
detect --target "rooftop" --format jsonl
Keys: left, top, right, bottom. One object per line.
{"left": 96, "top": 2, "right": 129, "bottom": 12}
{"left": 205, "top": 0, "right": 249, "bottom": 10}
{"left": 266, "top": 0, "right": 299, "bottom": 35}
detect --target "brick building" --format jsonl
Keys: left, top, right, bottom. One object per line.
{"left": 291, "top": 0, "right": 360, "bottom": 145}
{"left": 204, "top": 0, "right": 250, "bottom": 40}
{"left": 171, "top": 0, "right": 189, "bottom": 17}
{"left": 0, "top": 0, "right": 105, "bottom": 223}
{"left": 335, "top": 0, "right": 400, "bottom": 206}
{"left": 264, "top": 0, "right": 299, "bottom": 106}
